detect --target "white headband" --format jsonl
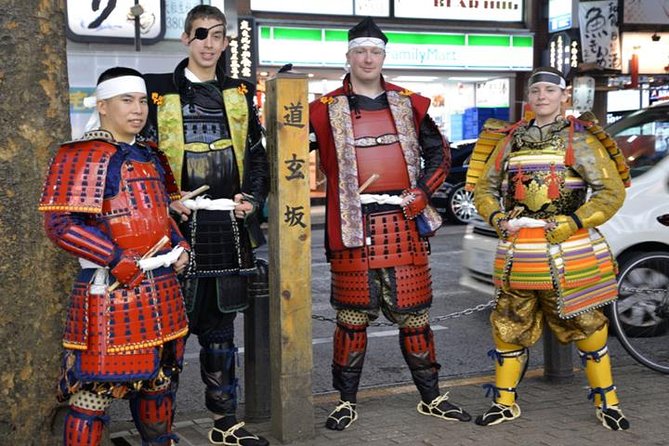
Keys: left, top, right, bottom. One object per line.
{"left": 83, "top": 75, "right": 147, "bottom": 108}
{"left": 348, "top": 37, "right": 386, "bottom": 50}
{"left": 82, "top": 75, "right": 147, "bottom": 134}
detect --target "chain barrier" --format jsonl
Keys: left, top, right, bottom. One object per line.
{"left": 620, "top": 287, "right": 668, "bottom": 296}
{"left": 311, "top": 299, "right": 496, "bottom": 327}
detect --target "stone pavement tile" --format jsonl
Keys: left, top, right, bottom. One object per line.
{"left": 111, "top": 364, "right": 669, "bottom": 446}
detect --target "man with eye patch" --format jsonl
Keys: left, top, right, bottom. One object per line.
{"left": 142, "top": 5, "right": 269, "bottom": 446}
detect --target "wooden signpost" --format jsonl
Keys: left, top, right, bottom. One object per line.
{"left": 265, "top": 72, "right": 314, "bottom": 442}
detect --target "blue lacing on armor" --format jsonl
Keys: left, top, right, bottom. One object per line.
{"left": 588, "top": 385, "right": 616, "bottom": 410}
{"left": 482, "top": 383, "right": 517, "bottom": 401}
{"left": 203, "top": 345, "right": 239, "bottom": 369}
{"left": 487, "top": 349, "right": 504, "bottom": 365}
{"left": 105, "top": 143, "right": 166, "bottom": 198}
{"left": 140, "top": 387, "right": 173, "bottom": 407}
{"left": 142, "top": 432, "right": 179, "bottom": 445}
{"left": 577, "top": 345, "right": 608, "bottom": 367}
{"left": 200, "top": 326, "right": 236, "bottom": 345}
{"left": 483, "top": 383, "right": 500, "bottom": 399}
{"left": 69, "top": 407, "right": 111, "bottom": 425}
{"left": 487, "top": 347, "right": 527, "bottom": 366}
{"left": 211, "top": 378, "right": 240, "bottom": 398}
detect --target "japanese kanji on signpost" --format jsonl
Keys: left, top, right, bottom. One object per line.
{"left": 265, "top": 72, "right": 314, "bottom": 442}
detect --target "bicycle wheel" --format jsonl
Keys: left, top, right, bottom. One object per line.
{"left": 610, "top": 251, "right": 669, "bottom": 374}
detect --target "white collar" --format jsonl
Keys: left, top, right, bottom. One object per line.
{"left": 185, "top": 67, "right": 217, "bottom": 83}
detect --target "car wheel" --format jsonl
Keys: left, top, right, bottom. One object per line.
{"left": 614, "top": 251, "right": 669, "bottom": 337}
{"left": 445, "top": 182, "right": 476, "bottom": 225}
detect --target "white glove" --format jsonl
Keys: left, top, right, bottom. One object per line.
{"left": 182, "top": 196, "right": 237, "bottom": 211}
{"left": 506, "top": 217, "right": 547, "bottom": 231}
{"left": 138, "top": 246, "right": 185, "bottom": 272}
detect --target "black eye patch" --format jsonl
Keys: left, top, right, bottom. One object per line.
{"left": 193, "top": 27, "right": 209, "bottom": 40}
{"left": 189, "top": 23, "right": 225, "bottom": 43}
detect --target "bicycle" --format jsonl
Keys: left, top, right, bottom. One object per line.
{"left": 609, "top": 214, "right": 669, "bottom": 374}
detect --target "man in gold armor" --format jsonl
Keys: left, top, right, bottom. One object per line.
{"left": 472, "top": 66, "right": 630, "bottom": 430}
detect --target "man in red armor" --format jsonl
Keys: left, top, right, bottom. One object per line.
{"left": 309, "top": 17, "right": 471, "bottom": 430}
{"left": 39, "top": 67, "right": 190, "bottom": 446}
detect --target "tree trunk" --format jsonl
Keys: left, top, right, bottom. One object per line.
{"left": 0, "top": 1, "right": 73, "bottom": 443}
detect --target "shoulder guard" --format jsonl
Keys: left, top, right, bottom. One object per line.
{"left": 575, "top": 112, "right": 631, "bottom": 187}
{"left": 465, "top": 118, "right": 520, "bottom": 191}
{"left": 149, "top": 143, "right": 181, "bottom": 200}
{"left": 38, "top": 139, "right": 117, "bottom": 213}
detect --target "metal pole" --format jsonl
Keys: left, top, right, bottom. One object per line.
{"left": 244, "top": 258, "right": 271, "bottom": 421}
{"left": 132, "top": 1, "right": 141, "bottom": 52}
{"left": 543, "top": 329, "right": 574, "bottom": 383}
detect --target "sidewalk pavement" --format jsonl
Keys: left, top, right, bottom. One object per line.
{"left": 111, "top": 362, "right": 668, "bottom": 446}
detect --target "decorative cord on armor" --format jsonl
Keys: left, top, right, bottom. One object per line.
{"left": 577, "top": 345, "right": 609, "bottom": 367}
{"left": 487, "top": 347, "right": 527, "bottom": 366}
{"left": 588, "top": 384, "right": 616, "bottom": 410}
{"left": 186, "top": 210, "right": 198, "bottom": 276}
{"left": 482, "top": 383, "right": 517, "bottom": 400}
{"left": 231, "top": 210, "right": 244, "bottom": 271}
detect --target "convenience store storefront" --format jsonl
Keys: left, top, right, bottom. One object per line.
{"left": 255, "top": 25, "right": 533, "bottom": 142}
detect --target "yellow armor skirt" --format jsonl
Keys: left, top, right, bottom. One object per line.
{"left": 491, "top": 226, "right": 615, "bottom": 346}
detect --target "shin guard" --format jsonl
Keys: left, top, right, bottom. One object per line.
{"left": 63, "top": 406, "right": 107, "bottom": 446}
{"left": 130, "top": 385, "right": 177, "bottom": 445}
{"left": 576, "top": 326, "right": 619, "bottom": 408}
{"left": 200, "top": 339, "right": 239, "bottom": 416}
{"left": 483, "top": 334, "right": 528, "bottom": 406}
{"left": 399, "top": 324, "right": 441, "bottom": 403}
{"left": 332, "top": 321, "right": 368, "bottom": 402}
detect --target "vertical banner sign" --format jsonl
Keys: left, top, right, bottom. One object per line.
{"left": 578, "top": 0, "right": 621, "bottom": 70}
{"left": 265, "top": 73, "right": 315, "bottom": 442}
{"left": 226, "top": 17, "right": 257, "bottom": 86}
{"left": 572, "top": 76, "right": 596, "bottom": 112}
{"left": 549, "top": 31, "right": 580, "bottom": 79}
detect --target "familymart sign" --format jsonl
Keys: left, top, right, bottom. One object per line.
{"left": 258, "top": 26, "right": 533, "bottom": 71}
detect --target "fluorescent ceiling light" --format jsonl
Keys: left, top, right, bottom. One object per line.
{"left": 448, "top": 76, "right": 491, "bottom": 82}
{"left": 392, "top": 75, "right": 440, "bottom": 82}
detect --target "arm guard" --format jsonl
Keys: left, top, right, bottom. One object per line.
{"left": 473, "top": 136, "right": 511, "bottom": 226}
{"left": 244, "top": 105, "right": 270, "bottom": 205}
{"left": 44, "top": 212, "right": 116, "bottom": 266}
{"left": 570, "top": 132, "right": 626, "bottom": 228}
{"left": 416, "top": 114, "right": 448, "bottom": 196}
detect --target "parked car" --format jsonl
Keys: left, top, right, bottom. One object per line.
{"left": 431, "top": 139, "right": 477, "bottom": 225}
{"left": 459, "top": 103, "right": 669, "bottom": 337}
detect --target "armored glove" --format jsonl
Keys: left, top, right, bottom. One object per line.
{"left": 545, "top": 215, "right": 579, "bottom": 244}
{"left": 489, "top": 211, "right": 508, "bottom": 239}
{"left": 110, "top": 250, "right": 144, "bottom": 289}
{"left": 401, "top": 188, "right": 428, "bottom": 220}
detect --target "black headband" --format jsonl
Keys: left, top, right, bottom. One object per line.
{"left": 528, "top": 71, "right": 566, "bottom": 89}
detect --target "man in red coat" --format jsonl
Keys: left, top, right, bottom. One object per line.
{"left": 309, "top": 17, "right": 471, "bottom": 431}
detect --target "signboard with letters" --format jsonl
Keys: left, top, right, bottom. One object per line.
{"left": 259, "top": 26, "right": 533, "bottom": 71}
{"left": 66, "top": 0, "right": 165, "bottom": 44}
{"left": 549, "top": 31, "right": 580, "bottom": 78}
{"left": 250, "top": 0, "right": 389, "bottom": 16}
{"left": 578, "top": 0, "right": 621, "bottom": 71}
{"left": 394, "top": 0, "right": 523, "bottom": 22}
{"left": 548, "top": 0, "right": 576, "bottom": 32}
{"left": 226, "top": 17, "right": 257, "bottom": 86}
